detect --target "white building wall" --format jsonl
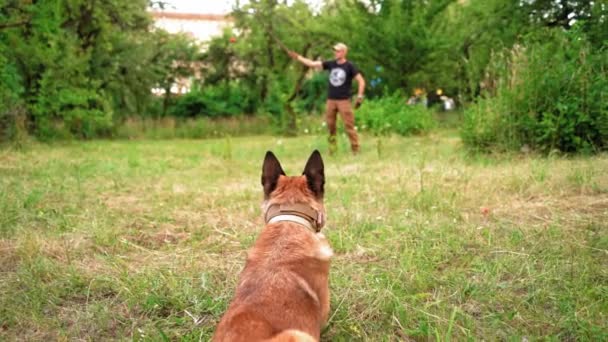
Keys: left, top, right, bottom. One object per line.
{"left": 150, "top": 12, "right": 233, "bottom": 94}
{"left": 151, "top": 12, "right": 233, "bottom": 42}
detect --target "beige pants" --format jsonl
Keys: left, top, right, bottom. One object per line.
{"left": 325, "top": 99, "right": 359, "bottom": 152}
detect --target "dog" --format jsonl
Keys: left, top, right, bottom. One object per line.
{"left": 213, "top": 150, "right": 332, "bottom": 342}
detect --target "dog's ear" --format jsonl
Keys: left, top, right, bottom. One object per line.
{"left": 262, "top": 151, "right": 285, "bottom": 198}
{"left": 302, "top": 150, "right": 324, "bottom": 199}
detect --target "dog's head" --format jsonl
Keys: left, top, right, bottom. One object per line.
{"left": 261, "top": 150, "right": 325, "bottom": 230}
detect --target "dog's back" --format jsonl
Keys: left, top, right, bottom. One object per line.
{"left": 213, "top": 151, "right": 331, "bottom": 342}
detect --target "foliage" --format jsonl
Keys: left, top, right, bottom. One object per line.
{"left": 223, "top": 1, "right": 329, "bottom": 133}
{"left": 148, "top": 30, "right": 200, "bottom": 117}
{"left": 438, "top": 0, "right": 531, "bottom": 101}
{"left": 356, "top": 93, "right": 436, "bottom": 136}
{"left": 169, "top": 82, "right": 256, "bottom": 118}
{"left": 294, "top": 72, "right": 328, "bottom": 114}
{"left": 1, "top": 0, "right": 607, "bottom": 144}
{"left": 462, "top": 27, "right": 608, "bottom": 153}
{"left": 1, "top": 0, "right": 148, "bottom": 138}
{"left": 0, "top": 44, "right": 25, "bottom": 141}
{"left": 220, "top": 0, "right": 606, "bottom": 117}
{"left": 0, "top": 0, "right": 198, "bottom": 140}
{"left": 198, "top": 30, "right": 244, "bottom": 87}
{"left": 318, "top": 0, "right": 459, "bottom": 98}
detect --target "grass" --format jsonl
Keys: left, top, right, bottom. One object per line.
{"left": 112, "top": 114, "right": 329, "bottom": 140}
{"left": 1, "top": 130, "right": 607, "bottom": 340}
{"left": 113, "top": 116, "right": 275, "bottom": 140}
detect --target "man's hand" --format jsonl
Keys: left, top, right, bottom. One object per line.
{"left": 288, "top": 50, "right": 299, "bottom": 60}
{"left": 355, "top": 96, "right": 364, "bottom": 109}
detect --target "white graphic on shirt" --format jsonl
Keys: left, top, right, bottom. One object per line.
{"left": 329, "top": 68, "right": 346, "bottom": 87}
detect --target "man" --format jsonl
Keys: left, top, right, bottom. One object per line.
{"left": 288, "top": 43, "right": 365, "bottom": 154}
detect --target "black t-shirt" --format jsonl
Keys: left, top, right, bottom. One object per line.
{"left": 322, "top": 60, "right": 359, "bottom": 100}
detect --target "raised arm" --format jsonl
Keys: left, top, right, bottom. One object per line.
{"left": 288, "top": 51, "right": 323, "bottom": 69}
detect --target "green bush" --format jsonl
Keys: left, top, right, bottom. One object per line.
{"left": 294, "top": 73, "right": 328, "bottom": 114}
{"left": 0, "top": 52, "right": 25, "bottom": 142}
{"left": 33, "top": 72, "right": 114, "bottom": 140}
{"left": 169, "top": 82, "right": 256, "bottom": 118}
{"left": 462, "top": 27, "right": 608, "bottom": 153}
{"left": 356, "top": 93, "right": 437, "bottom": 136}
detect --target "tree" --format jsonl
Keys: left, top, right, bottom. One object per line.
{"left": 147, "top": 30, "right": 200, "bottom": 117}
{"left": 227, "top": 0, "right": 326, "bottom": 134}
{"left": 0, "top": 0, "right": 199, "bottom": 139}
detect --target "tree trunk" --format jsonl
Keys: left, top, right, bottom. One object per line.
{"left": 162, "top": 86, "right": 171, "bottom": 118}
{"left": 283, "top": 44, "right": 312, "bottom": 136}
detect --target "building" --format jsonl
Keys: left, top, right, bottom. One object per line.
{"left": 149, "top": 11, "right": 233, "bottom": 95}
{"left": 150, "top": 11, "right": 233, "bottom": 43}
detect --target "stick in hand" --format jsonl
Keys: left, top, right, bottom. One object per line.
{"left": 355, "top": 97, "right": 363, "bottom": 109}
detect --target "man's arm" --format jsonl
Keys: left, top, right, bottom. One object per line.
{"left": 288, "top": 51, "right": 322, "bottom": 69}
{"left": 354, "top": 73, "right": 366, "bottom": 108}
{"left": 355, "top": 73, "right": 365, "bottom": 98}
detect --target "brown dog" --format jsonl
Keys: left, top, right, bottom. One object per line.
{"left": 213, "top": 150, "right": 332, "bottom": 342}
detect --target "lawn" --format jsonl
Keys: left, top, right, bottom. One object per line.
{"left": 1, "top": 131, "right": 607, "bottom": 340}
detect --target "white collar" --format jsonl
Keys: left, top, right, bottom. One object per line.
{"left": 267, "top": 214, "right": 315, "bottom": 232}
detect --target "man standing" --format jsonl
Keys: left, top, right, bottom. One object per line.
{"left": 288, "top": 43, "right": 365, "bottom": 154}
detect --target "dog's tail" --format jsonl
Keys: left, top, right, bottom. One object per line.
{"left": 265, "top": 329, "right": 316, "bottom": 342}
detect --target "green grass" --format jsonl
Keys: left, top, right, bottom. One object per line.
{"left": 1, "top": 130, "right": 607, "bottom": 340}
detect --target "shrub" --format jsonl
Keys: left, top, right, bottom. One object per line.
{"left": 356, "top": 93, "right": 437, "bottom": 136}
{"left": 294, "top": 73, "right": 328, "bottom": 114}
{"left": 0, "top": 52, "right": 25, "bottom": 142}
{"left": 169, "top": 82, "right": 256, "bottom": 118}
{"left": 33, "top": 79, "right": 114, "bottom": 140}
{"left": 462, "top": 27, "right": 608, "bottom": 153}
